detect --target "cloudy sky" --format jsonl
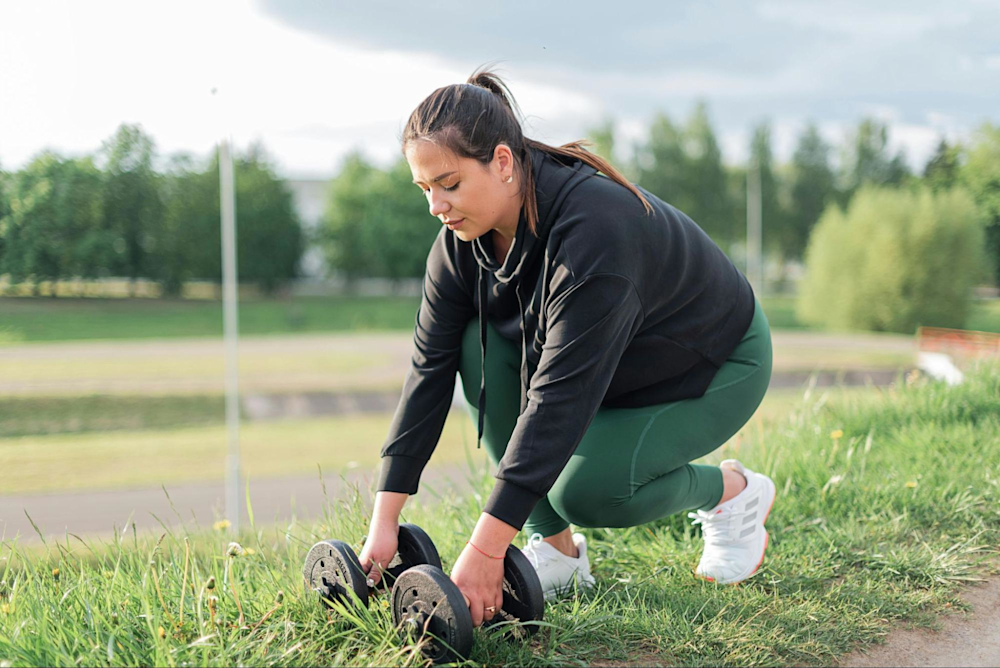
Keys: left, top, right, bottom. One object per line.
{"left": 1, "top": 0, "right": 997, "bottom": 179}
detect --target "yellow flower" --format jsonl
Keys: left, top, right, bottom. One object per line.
{"left": 158, "top": 626, "right": 166, "bottom": 639}
{"left": 1, "top": 603, "right": 11, "bottom": 614}
{"left": 213, "top": 519, "right": 231, "bottom": 532}
{"left": 244, "top": 547, "right": 256, "bottom": 556}
{"left": 830, "top": 429, "right": 844, "bottom": 440}
{"left": 905, "top": 481, "right": 918, "bottom": 488}
{"left": 52, "top": 568, "right": 60, "bottom": 581}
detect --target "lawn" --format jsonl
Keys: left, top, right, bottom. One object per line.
{"left": 1, "top": 365, "right": 997, "bottom": 666}
{"left": 2, "top": 294, "right": 999, "bottom": 344}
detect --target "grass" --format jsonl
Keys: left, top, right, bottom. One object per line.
{"left": 1, "top": 365, "right": 998, "bottom": 665}
{"left": 0, "top": 295, "right": 423, "bottom": 344}
{"left": 2, "top": 294, "right": 999, "bottom": 344}
{"left": 0, "top": 410, "right": 478, "bottom": 495}
{"left": 0, "top": 387, "right": 828, "bottom": 495}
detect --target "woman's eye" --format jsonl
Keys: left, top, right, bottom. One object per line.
{"left": 442, "top": 182, "right": 459, "bottom": 192}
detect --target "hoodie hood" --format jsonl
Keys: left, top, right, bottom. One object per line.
{"left": 467, "top": 147, "right": 600, "bottom": 446}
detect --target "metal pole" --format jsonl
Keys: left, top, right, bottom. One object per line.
{"left": 220, "top": 136, "right": 241, "bottom": 532}
{"left": 746, "top": 158, "right": 763, "bottom": 293}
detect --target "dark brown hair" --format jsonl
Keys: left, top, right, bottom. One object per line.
{"left": 402, "top": 67, "right": 652, "bottom": 235}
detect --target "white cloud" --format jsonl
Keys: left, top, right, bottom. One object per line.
{"left": 0, "top": 0, "right": 596, "bottom": 176}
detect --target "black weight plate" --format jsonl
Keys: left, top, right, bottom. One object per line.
{"left": 383, "top": 523, "right": 442, "bottom": 587}
{"left": 303, "top": 539, "right": 369, "bottom": 609}
{"left": 483, "top": 545, "right": 545, "bottom": 639}
{"left": 391, "top": 565, "right": 473, "bottom": 665}
{"left": 364, "top": 523, "right": 443, "bottom": 592}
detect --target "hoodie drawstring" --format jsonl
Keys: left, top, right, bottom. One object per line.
{"left": 477, "top": 266, "right": 488, "bottom": 449}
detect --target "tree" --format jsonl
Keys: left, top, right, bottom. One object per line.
{"left": 923, "top": 138, "right": 960, "bottom": 192}
{"left": 960, "top": 123, "right": 1000, "bottom": 284}
{"left": 0, "top": 152, "right": 107, "bottom": 293}
{"left": 634, "top": 103, "right": 736, "bottom": 246}
{"left": 156, "top": 157, "right": 219, "bottom": 294}
{"left": 367, "top": 158, "right": 440, "bottom": 281}
{"left": 100, "top": 124, "right": 164, "bottom": 295}
{"left": 320, "top": 152, "right": 381, "bottom": 282}
{"left": 840, "top": 118, "right": 911, "bottom": 202}
{"left": 798, "top": 186, "right": 986, "bottom": 333}
{"left": 682, "top": 102, "right": 735, "bottom": 244}
{"left": 0, "top": 161, "right": 10, "bottom": 273}
{"left": 232, "top": 143, "right": 303, "bottom": 293}
{"left": 784, "top": 123, "right": 836, "bottom": 261}
{"left": 156, "top": 144, "right": 303, "bottom": 294}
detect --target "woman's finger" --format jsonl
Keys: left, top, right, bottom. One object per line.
{"left": 467, "top": 594, "right": 484, "bottom": 628}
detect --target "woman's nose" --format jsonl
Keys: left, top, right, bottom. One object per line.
{"left": 428, "top": 192, "right": 449, "bottom": 218}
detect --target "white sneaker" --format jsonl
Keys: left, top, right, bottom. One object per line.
{"left": 688, "top": 459, "right": 776, "bottom": 585}
{"left": 520, "top": 532, "right": 596, "bottom": 601}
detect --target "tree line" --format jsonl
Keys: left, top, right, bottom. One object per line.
{"left": 0, "top": 124, "right": 303, "bottom": 296}
{"left": 2, "top": 112, "right": 998, "bottom": 334}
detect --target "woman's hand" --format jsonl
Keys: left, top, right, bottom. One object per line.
{"left": 358, "top": 519, "right": 398, "bottom": 588}
{"left": 450, "top": 541, "right": 506, "bottom": 627}
{"left": 358, "top": 491, "right": 409, "bottom": 588}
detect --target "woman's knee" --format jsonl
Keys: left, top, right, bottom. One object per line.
{"left": 549, "top": 477, "right": 629, "bottom": 528}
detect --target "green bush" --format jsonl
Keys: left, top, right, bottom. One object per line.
{"left": 797, "top": 186, "right": 987, "bottom": 333}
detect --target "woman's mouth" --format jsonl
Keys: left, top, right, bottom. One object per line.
{"left": 446, "top": 219, "right": 465, "bottom": 231}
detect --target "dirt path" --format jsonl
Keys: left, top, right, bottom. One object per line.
{"left": 840, "top": 577, "right": 1000, "bottom": 667}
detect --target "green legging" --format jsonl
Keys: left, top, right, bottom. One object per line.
{"left": 458, "top": 299, "right": 772, "bottom": 538}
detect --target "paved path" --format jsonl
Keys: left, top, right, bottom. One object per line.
{"left": 0, "top": 464, "right": 475, "bottom": 544}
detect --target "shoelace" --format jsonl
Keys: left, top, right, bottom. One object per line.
{"left": 522, "top": 532, "right": 556, "bottom": 570}
{"left": 688, "top": 507, "right": 755, "bottom": 547}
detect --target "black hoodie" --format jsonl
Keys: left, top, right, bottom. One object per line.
{"left": 377, "top": 148, "right": 755, "bottom": 530}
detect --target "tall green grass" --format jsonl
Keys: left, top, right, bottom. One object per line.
{"left": 1, "top": 365, "right": 998, "bottom": 666}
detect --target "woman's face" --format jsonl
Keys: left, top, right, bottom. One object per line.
{"left": 406, "top": 140, "right": 520, "bottom": 242}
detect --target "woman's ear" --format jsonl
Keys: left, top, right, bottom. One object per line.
{"left": 493, "top": 144, "right": 514, "bottom": 180}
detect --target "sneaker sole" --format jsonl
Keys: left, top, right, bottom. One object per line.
{"left": 701, "top": 473, "right": 777, "bottom": 585}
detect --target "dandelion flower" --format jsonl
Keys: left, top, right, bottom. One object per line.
{"left": 52, "top": 568, "right": 60, "bottom": 581}
{"left": 226, "top": 542, "right": 244, "bottom": 558}
{"left": 158, "top": 626, "right": 166, "bottom": 639}
{"left": 905, "top": 481, "right": 918, "bottom": 488}
{"left": 1, "top": 603, "right": 11, "bottom": 614}
{"left": 213, "top": 519, "right": 231, "bottom": 532}
{"left": 830, "top": 429, "right": 844, "bottom": 440}
{"left": 206, "top": 576, "right": 216, "bottom": 591}
{"left": 275, "top": 590, "right": 284, "bottom": 604}
{"left": 245, "top": 547, "right": 256, "bottom": 556}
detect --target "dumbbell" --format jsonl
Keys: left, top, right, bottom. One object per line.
{"left": 302, "top": 523, "right": 441, "bottom": 609}
{"left": 391, "top": 544, "right": 545, "bottom": 665}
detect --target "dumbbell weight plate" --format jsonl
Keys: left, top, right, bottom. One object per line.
{"left": 483, "top": 545, "right": 545, "bottom": 639}
{"left": 375, "top": 523, "right": 442, "bottom": 591}
{"left": 391, "top": 565, "right": 474, "bottom": 665}
{"left": 302, "top": 539, "right": 369, "bottom": 609}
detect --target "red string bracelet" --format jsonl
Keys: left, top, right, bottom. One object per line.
{"left": 466, "top": 540, "right": 505, "bottom": 560}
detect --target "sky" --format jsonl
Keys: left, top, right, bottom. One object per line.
{"left": 1, "top": 0, "right": 998, "bottom": 180}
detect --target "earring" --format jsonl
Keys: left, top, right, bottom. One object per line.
{"left": 505, "top": 175, "right": 513, "bottom": 183}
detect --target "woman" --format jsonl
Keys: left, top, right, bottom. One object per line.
{"left": 359, "top": 69, "right": 774, "bottom": 628}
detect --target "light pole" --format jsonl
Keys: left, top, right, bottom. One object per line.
{"left": 214, "top": 87, "right": 241, "bottom": 533}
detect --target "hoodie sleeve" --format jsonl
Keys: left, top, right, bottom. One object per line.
{"left": 377, "top": 230, "right": 475, "bottom": 495}
{"left": 483, "top": 272, "right": 644, "bottom": 529}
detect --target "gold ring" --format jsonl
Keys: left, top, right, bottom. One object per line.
{"left": 485, "top": 606, "right": 496, "bottom": 613}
